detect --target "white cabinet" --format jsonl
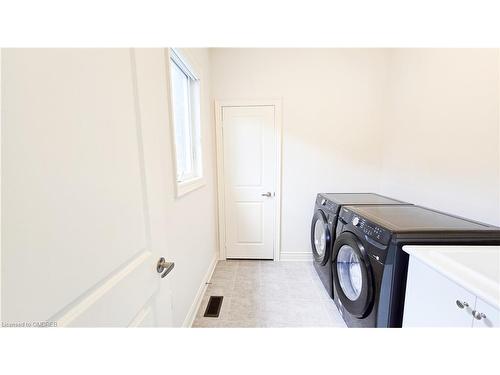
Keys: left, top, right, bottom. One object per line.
{"left": 403, "top": 256, "right": 499, "bottom": 327}
{"left": 403, "top": 256, "right": 476, "bottom": 327}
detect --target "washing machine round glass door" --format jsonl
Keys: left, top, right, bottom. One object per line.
{"left": 310, "top": 210, "right": 331, "bottom": 265}
{"left": 332, "top": 232, "right": 374, "bottom": 318}
{"left": 337, "top": 245, "right": 363, "bottom": 300}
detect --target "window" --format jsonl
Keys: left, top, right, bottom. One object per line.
{"left": 169, "top": 49, "right": 204, "bottom": 196}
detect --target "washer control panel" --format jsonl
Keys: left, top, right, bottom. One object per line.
{"left": 341, "top": 208, "right": 391, "bottom": 245}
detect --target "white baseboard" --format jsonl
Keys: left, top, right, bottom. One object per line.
{"left": 182, "top": 255, "right": 218, "bottom": 328}
{"left": 279, "top": 251, "right": 313, "bottom": 261}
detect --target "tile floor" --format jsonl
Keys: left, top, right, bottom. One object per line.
{"left": 192, "top": 260, "right": 347, "bottom": 328}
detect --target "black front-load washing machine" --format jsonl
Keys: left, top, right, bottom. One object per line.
{"left": 332, "top": 205, "right": 500, "bottom": 327}
{"left": 310, "top": 193, "right": 410, "bottom": 298}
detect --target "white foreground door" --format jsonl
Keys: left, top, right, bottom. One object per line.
{"left": 222, "top": 106, "right": 277, "bottom": 259}
{"left": 1, "top": 49, "right": 173, "bottom": 327}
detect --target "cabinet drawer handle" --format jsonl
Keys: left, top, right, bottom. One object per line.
{"left": 472, "top": 310, "right": 486, "bottom": 320}
{"left": 455, "top": 300, "right": 469, "bottom": 309}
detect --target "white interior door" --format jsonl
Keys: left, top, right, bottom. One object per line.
{"left": 1, "top": 49, "right": 173, "bottom": 327}
{"left": 222, "top": 105, "right": 277, "bottom": 259}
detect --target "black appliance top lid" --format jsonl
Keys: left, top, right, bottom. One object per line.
{"left": 343, "top": 205, "right": 499, "bottom": 233}
{"left": 320, "top": 193, "right": 407, "bottom": 205}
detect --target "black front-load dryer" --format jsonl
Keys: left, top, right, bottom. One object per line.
{"left": 332, "top": 205, "right": 500, "bottom": 327}
{"left": 310, "top": 193, "right": 409, "bottom": 298}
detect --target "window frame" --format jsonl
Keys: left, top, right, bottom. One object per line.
{"left": 167, "top": 48, "right": 205, "bottom": 197}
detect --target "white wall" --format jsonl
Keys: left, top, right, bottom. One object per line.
{"left": 210, "top": 49, "right": 389, "bottom": 258}
{"left": 158, "top": 48, "right": 218, "bottom": 325}
{"left": 210, "top": 48, "right": 500, "bottom": 258}
{"left": 381, "top": 49, "right": 500, "bottom": 226}
{"left": 131, "top": 48, "right": 218, "bottom": 325}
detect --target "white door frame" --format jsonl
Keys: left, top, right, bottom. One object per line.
{"left": 214, "top": 99, "right": 282, "bottom": 261}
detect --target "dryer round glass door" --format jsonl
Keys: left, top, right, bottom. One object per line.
{"left": 337, "top": 245, "right": 362, "bottom": 300}
{"left": 314, "top": 221, "right": 326, "bottom": 256}
{"left": 310, "top": 210, "right": 331, "bottom": 265}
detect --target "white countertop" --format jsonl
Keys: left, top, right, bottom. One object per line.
{"left": 402, "top": 245, "right": 500, "bottom": 309}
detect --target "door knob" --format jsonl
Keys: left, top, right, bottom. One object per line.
{"left": 156, "top": 257, "right": 174, "bottom": 278}
{"left": 455, "top": 300, "right": 469, "bottom": 309}
{"left": 261, "top": 192, "right": 273, "bottom": 197}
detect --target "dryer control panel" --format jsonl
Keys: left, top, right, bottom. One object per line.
{"left": 340, "top": 207, "right": 392, "bottom": 246}
{"left": 316, "top": 194, "right": 340, "bottom": 214}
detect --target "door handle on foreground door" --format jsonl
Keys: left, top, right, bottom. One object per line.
{"left": 261, "top": 192, "right": 273, "bottom": 197}
{"left": 157, "top": 257, "right": 175, "bottom": 278}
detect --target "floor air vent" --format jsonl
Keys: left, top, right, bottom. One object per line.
{"left": 204, "top": 296, "right": 223, "bottom": 318}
